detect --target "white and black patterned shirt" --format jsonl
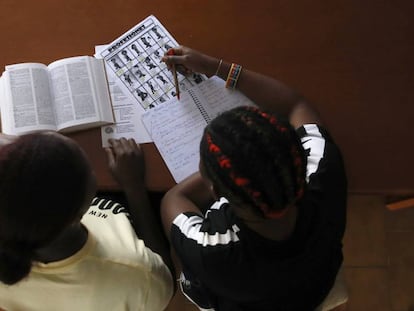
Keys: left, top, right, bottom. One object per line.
{"left": 171, "top": 124, "right": 347, "bottom": 311}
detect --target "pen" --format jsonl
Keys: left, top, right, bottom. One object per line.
{"left": 167, "top": 49, "right": 180, "bottom": 100}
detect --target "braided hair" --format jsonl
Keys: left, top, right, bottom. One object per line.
{"left": 200, "top": 106, "right": 306, "bottom": 219}
{"left": 0, "top": 133, "right": 92, "bottom": 285}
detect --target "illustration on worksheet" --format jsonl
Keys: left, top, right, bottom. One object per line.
{"left": 98, "top": 16, "right": 205, "bottom": 110}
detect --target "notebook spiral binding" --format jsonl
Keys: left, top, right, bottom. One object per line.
{"left": 188, "top": 89, "right": 211, "bottom": 123}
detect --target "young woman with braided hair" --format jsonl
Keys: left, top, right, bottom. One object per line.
{"left": 0, "top": 133, "right": 173, "bottom": 310}
{"left": 161, "top": 46, "right": 348, "bottom": 311}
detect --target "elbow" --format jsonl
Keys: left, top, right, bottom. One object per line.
{"left": 160, "top": 187, "right": 182, "bottom": 238}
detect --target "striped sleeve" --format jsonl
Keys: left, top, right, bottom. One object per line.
{"left": 170, "top": 197, "right": 241, "bottom": 270}
{"left": 297, "top": 124, "right": 327, "bottom": 183}
{"left": 296, "top": 124, "right": 347, "bottom": 240}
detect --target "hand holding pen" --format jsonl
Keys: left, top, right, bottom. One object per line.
{"left": 166, "top": 49, "right": 180, "bottom": 100}
{"left": 162, "top": 46, "right": 222, "bottom": 78}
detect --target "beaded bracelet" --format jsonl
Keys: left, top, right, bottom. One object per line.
{"left": 214, "top": 59, "right": 223, "bottom": 76}
{"left": 225, "top": 63, "right": 242, "bottom": 89}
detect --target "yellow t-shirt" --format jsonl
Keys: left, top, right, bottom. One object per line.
{"left": 0, "top": 197, "right": 173, "bottom": 311}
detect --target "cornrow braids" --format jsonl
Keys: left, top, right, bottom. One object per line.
{"left": 200, "top": 106, "right": 306, "bottom": 219}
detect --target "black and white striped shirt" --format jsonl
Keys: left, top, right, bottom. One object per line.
{"left": 171, "top": 124, "right": 347, "bottom": 311}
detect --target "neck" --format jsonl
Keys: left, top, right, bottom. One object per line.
{"left": 34, "top": 223, "right": 88, "bottom": 263}
{"left": 239, "top": 205, "right": 298, "bottom": 241}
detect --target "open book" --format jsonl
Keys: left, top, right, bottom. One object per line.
{"left": 142, "top": 76, "right": 255, "bottom": 183}
{"left": 0, "top": 56, "right": 114, "bottom": 135}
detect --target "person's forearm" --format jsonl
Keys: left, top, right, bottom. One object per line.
{"left": 214, "top": 60, "right": 303, "bottom": 116}
{"left": 170, "top": 172, "right": 215, "bottom": 213}
{"left": 123, "top": 186, "right": 174, "bottom": 274}
{"left": 164, "top": 46, "right": 320, "bottom": 126}
{"left": 160, "top": 173, "right": 215, "bottom": 241}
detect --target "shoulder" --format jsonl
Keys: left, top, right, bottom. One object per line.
{"left": 171, "top": 197, "right": 241, "bottom": 253}
{"left": 297, "top": 125, "right": 347, "bottom": 240}
{"left": 296, "top": 124, "right": 346, "bottom": 184}
{"left": 84, "top": 245, "right": 173, "bottom": 310}
{"left": 82, "top": 197, "right": 168, "bottom": 272}
{"left": 172, "top": 198, "right": 239, "bottom": 239}
{"left": 296, "top": 123, "right": 336, "bottom": 143}
{"left": 84, "top": 197, "right": 131, "bottom": 222}
{"left": 82, "top": 206, "right": 174, "bottom": 308}
{"left": 1, "top": 235, "right": 173, "bottom": 311}
{"left": 171, "top": 198, "right": 246, "bottom": 288}
{"left": 82, "top": 197, "right": 134, "bottom": 245}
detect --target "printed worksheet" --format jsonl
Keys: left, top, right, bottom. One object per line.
{"left": 96, "top": 15, "right": 205, "bottom": 111}
{"left": 95, "top": 15, "right": 205, "bottom": 146}
{"left": 95, "top": 45, "right": 152, "bottom": 146}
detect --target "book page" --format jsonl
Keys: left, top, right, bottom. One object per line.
{"left": 90, "top": 57, "right": 114, "bottom": 124}
{"left": 142, "top": 91, "right": 207, "bottom": 183}
{"left": 1, "top": 63, "right": 57, "bottom": 135}
{"left": 48, "top": 56, "right": 105, "bottom": 131}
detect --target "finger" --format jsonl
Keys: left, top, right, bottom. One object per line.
{"left": 111, "top": 137, "right": 136, "bottom": 155}
{"left": 162, "top": 57, "right": 192, "bottom": 76}
{"left": 128, "top": 138, "right": 138, "bottom": 148}
{"left": 108, "top": 138, "right": 119, "bottom": 148}
{"left": 127, "top": 137, "right": 136, "bottom": 143}
{"left": 126, "top": 139, "right": 139, "bottom": 156}
{"left": 0, "top": 135, "right": 16, "bottom": 147}
{"left": 130, "top": 138, "right": 143, "bottom": 157}
{"left": 176, "top": 64, "right": 192, "bottom": 76}
{"left": 108, "top": 138, "right": 127, "bottom": 155}
{"left": 104, "top": 147, "right": 115, "bottom": 167}
{"left": 0, "top": 133, "right": 17, "bottom": 139}
{"left": 166, "top": 47, "right": 183, "bottom": 56}
{"left": 162, "top": 55, "right": 185, "bottom": 66}
{"left": 119, "top": 137, "right": 129, "bottom": 146}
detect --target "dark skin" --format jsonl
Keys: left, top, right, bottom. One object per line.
{"left": 161, "top": 46, "right": 322, "bottom": 241}
{"left": 0, "top": 133, "right": 15, "bottom": 147}
{"left": 34, "top": 223, "right": 89, "bottom": 263}
{"left": 105, "top": 138, "right": 173, "bottom": 275}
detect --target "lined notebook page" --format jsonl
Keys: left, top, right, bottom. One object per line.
{"left": 142, "top": 76, "right": 254, "bottom": 183}
{"left": 196, "top": 76, "right": 254, "bottom": 120}
{"left": 142, "top": 91, "right": 208, "bottom": 182}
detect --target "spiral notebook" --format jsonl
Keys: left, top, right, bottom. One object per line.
{"left": 141, "top": 76, "right": 254, "bottom": 183}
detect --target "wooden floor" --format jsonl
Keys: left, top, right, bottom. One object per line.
{"left": 165, "top": 195, "right": 414, "bottom": 311}
{"left": 343, "top": 195, "right": 414, "bottom": 311}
